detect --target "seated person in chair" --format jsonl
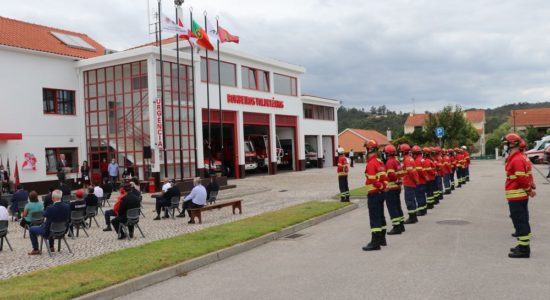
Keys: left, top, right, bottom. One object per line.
{"left": 20, "top": 191, "right": 43, "bottom": 229}
{"left": 0, "top": 201, "right": 10, "bottom": 221}
{"left": 27, "top": 190, "right": 70, "bottom": 255}
{"left": 84, "top": 187, "right": 98, "bottom": 207}
{"left": 111, "top": 184, "right": 141, "bottom": 239}
{"left": 153, "top": 179, "right": 180, "bottom": 220}
{"left": 102, "top": 187, "right": 126, "bottom": 232}
{"left": 178, "top": 177, "right": 207, "bottom": 223}
{"left": 10, "top": 185, "right": 28, "bottom": 221}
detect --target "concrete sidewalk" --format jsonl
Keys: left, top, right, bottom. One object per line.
{"left": 118, "top": 160, "right": 550, "bottom": 300}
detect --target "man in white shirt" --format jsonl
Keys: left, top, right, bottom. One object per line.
{"left": 93, "top": 184, "right": 104, "bottom": 199}
{"left": 0, "top": 203, "right": 9, "bottom": 221}
{"left": 161, "top": 178, "right": 172, "bottom": 192}
{"left": 180, "top": 177, "right": 207, "bottom": 224}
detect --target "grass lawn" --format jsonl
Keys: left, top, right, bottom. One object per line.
{"left": 348, "top": 186, "right": 367, "bottom": 197}
{"left": 0, "top": 201, "right": 349, "bottom": 300}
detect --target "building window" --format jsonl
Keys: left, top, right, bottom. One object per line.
{"left": 45, "top": 147, "right": 78, "bottom": 174}
{"left": 241, "top": 66, "right": 270, "bottom": 92}
{"left": 274, "top": 73, "right": 297, "bottom": 96}
{"left": 43, "top": 88, "right": 76, "bottom": 115}
{"left": 200, "top": 57, "right": 237, "bottom": 86}
{"left": 303, "top": 104, "right": 334, "bottom": 121}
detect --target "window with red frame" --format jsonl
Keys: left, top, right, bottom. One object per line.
{"left": 43, "top": 88, "right": 75, "bottom": 115}
{"left": 241, "top": 66, "right": 269, "bottom": 92}
{"left": 45, "top": 147, "right": 78, "bottom": 174}
{"left": 274, "top": 73, "right": 297, "bottom": 96}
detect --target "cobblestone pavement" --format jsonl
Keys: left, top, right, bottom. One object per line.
{"left": 0, "top": 165, "right": 366, "bottom": 279}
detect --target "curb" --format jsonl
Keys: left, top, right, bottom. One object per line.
{"left": 75, "top": 203, "right": 358, "bottom": 300}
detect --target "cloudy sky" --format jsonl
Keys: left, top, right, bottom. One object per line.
{"left": 5, "top": 0, "right": 550, "bottom": 112}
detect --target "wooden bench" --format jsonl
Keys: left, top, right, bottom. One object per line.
{"left": 189, "top": 199, "right": 242, "bottom": 224}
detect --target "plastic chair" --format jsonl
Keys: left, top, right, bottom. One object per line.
{"left": 0, "top": 220, "right": 13, "bottom": 251}
{"left": 119, "top": 208, "right": 145, "bottom": 240}
{"left": 207, "top": 190, "right": 219, "bottom": 205}
{"left": 68, "top": 210, "right": 89, "bottom": 238}
{"left": 23, "top": 211, "right": 44, "bottom": 238}
{"left": 139, "top": 195, "right": 145, "bottom": 218}
{"left": 40, "top": 221, "right": 72, "bottom": 257}
{"left": 85, "top": 206, "right": 100, "bottom": 228}
{"left": 102, "top": 193, "right": 112, "bottom": 207}
{"left": 164, "top": 196, "right": 181, "bottom": 219}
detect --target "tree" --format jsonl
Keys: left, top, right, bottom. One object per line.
{"left": 422, "top": 105, "right": 480, "bottom": 148}
{"left": 485, "top": 122, "right": 511, "bottom": 154}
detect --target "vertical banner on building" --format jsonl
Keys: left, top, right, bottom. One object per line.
{"left": 156, "top": 97, "right": 164, "bottom": 151}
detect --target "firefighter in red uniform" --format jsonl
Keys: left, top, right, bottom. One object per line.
{"left": 462, "top": 146, "right": 471, "bottom": 183}
{"left": 449, "top": 148, "right": 457, "bottom": 190}
{"left": 433, "top": 146, "right": 444, "bottom": 201}
{"left": 503, "top": 133, "right": 536, "bottom": 258}
{"left": 442, "top": 149, "right": 452, "bottom": 194}
{"left": 362, "top": 140, "right": 389, "bottom": 251}
{"left": 400, "top": 144, "right": 420, "bottom": 224}
{"left": 384, "top": 144, "right": 405, "bottom": 235}
{"left": 412, "top": 145, "right": 428, "bottom": 216}
{"left": 336, "top": 147, "right": 350, "bottom": 202}
{"left": 455, "top": 147, "right": 465, "bottom": 187}
{"left": 423, "top": 147, "right": 437, "bottom": 209}
{"left": 511, "top": 140, "right": 536, "bottom": 238}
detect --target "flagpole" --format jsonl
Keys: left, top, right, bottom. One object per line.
{"left": 204, "top": 11, "right": 212, "bottom": 176}
{"left": 190, "top": 7, "right": 198, "bottom": 176}
{"left": 158, "top": 0, "right": 168, "bottom": 178}
{"left": 175, "top": 0, "right": 184, "bottom": 180}
{"left": 216, "top": 16, "right": 224, "bottom": 176}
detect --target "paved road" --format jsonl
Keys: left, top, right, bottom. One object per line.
{"left": 119, "top": 160, "right": 550, "bottom": 300}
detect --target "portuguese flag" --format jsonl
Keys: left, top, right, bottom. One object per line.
{"left": 191, "top": 19, "right": 214, "bottom": 51}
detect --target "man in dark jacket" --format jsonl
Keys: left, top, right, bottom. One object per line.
{"left": 11, "top": 185, "right": 28, "bottom": 221}
{"left": 43, "top": 187, "right": 55, "bottom": 209}
{"left": 28, "top": 189, "right": 70, "bottom": 255}
{"left": 84, "top": 187, "right": 98, "bottom": 207}
{"left": 111, "top": 184, "right": 140, "bottom": 239}
{"left": 154, "top": 181, "right": 181, "bottom": 220}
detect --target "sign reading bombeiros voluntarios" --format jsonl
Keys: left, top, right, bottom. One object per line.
{"left": 227, "top": 94, "right": 284, "bottom": 108}
{"left": 155, "top": 98, "right": 164, "bottom": 151}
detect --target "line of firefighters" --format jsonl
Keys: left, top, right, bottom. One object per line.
{"left": 337, "top": 142, "right": 471, "bottom": 252}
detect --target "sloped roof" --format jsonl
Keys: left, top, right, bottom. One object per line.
{"left": 404, "top": 114, "right": 427, "bottom": 127}
{"left": 510, "top": 107, "right": 550, "bottom": 127}
{"left": 465, "top": 110, "right": 485, "bottom": 123}
{"left": 0, "top": 16, "right": 105, "bottom": 59}
{"left": 338, "top": 128, "right": 389, "bottom": 152}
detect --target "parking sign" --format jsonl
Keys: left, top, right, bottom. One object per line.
{"left": 436, "top": 127, "right": 444, "bottom": 138}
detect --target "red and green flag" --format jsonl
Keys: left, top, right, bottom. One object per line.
{"left": 190, "top": 19, "right": 214, "bottom": 51}
{"left": 14, "top": 158, "right": 19, "bottom": 186}
{"left": 218, "top": 26, "right": 239, "bottom": 44}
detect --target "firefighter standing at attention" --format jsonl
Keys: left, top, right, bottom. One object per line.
{"left": 400, "top": 144, "right": 420, "bottom": 224}
{"left": 337, "top": 147, "right": 350, "bottom": 202}
{"left": 449, "top": 148, "right": 457, "bottom": 190}
{"left": 362, "top": 140, "right": 389, "bottom": 251}
{"left": 462, "top": 145, "right": 471, "bottom": 183}
{"left": 442, "top": 148, "right": 452, "bottom": 195}
{"left": 412, "top": 145, "right": 428, "bottom": 216}
{"left": 384, "top": 144, "right": 406, "bottom": 235}
{"left": 503, "top": 133, "right": 535, "bottom": 258}
{"left": 434, "top": 147, "right": 444, "bottom": 202}
{"left": 423, "top": 147, "right": 437, "bottom": 209}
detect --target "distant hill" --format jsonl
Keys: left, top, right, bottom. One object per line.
{"left": 338, "top": 102, "right": 550, "bottom": 137}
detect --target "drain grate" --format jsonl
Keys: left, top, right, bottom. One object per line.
{"left": 279, "top": 189, "right": 288, "bottom": 192}
{"left": 436, "top": 220, "right": 471, "bottom": 225}
{"left": 284, "top": 233, "right": 304, "bottom": 239}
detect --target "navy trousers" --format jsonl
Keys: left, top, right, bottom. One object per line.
{"left": 443, "top": 174, "right": 451, "bottom": 193}
{"left": 404, "top": 186, "right": 417, "bottom": 214}
{"left": 385, "top": 189, "right": 404, "bottom": 225}
{"left": 338, "top": 176, "right": 349, "bottom": 200}
{"left": 368, "top": 192, "right": 385, "bottom": 232}
{"left": 415, "top": 184, "right": 427, "bottom": 211}
{"left": 509, "top": 200, "right": 531, "bottom": 246}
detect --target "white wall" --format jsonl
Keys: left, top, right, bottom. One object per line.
{"left": 0, "top": 48, "right": 83, "bottom": 184}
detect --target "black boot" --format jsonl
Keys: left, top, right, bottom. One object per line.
{"left": 511, "top": 232, "right": 519, "bottom": 238}
{"left": 362, "top": 233, "right": 381, "bottom": 251}
{"left": 508, "top": 245, "right": 530, "bottom": 258}
{"left": 380, "top": 230, "right": 387, "bottom": 246}
{"left": 451, "top": 185, "right": 455, "bottom": 191}
{"left": 404, "top": 213, "right": 417, "bottom": 224}
{"left": 400, "top": 221, "right": 406, "bottom": 232}
{"left": 445, "top": 190, "right": 451, "bottom": 195}
{"left": 387, "top": 225, "right": 402, "bottom": 235}
{"left": 427, "top": 203, "right": 434, "bottom": 209}
{"left": 417, "top": 208, "right": 426, "bottom": 216}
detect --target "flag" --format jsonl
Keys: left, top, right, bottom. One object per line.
{"left": 14, "top": 158, "right": 19, "bottom": 186}
{"left": 6, "top": 157, "right": 10, "bottom": 176}
{"left": 177, "top": 18, "right": 189, "bottom": 40}
{"left": 206, "top": 17, "right": 219, "bottom": 45}
{"left": 161, "top": 13, "right": 187, "bottom": 35}
{"left": 218, "top": 26, "right": 239, "bottom": 43}
{"left": 191, "top": 18, "right": 214, "bottom": 51}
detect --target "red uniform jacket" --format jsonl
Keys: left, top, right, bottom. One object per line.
{"left": 423, "top": 157, "right": 436, "bottom": 181}
{"left": 364, "top": 154, "right": 388, "bottom": 194}
{"left": 385, "top": 156, "right": 402, "bottom": 191}
{"left": 442, "top": 155, "right": 451, "bottom": 175}
{"left": 414, "top": 155, "right": 427, "bottom": 184}
{"left": 450, "top": 156, "right": 456, "bottom": 172}
{"left": 435, "top": 155, "right": 443, "bottom": 176}
{"left": 464, "top": 151, "right": 471, "bottom": 167}
{"left": 505, "top": 151, "right": 532, "bottom": 201}
{"left": 402, "top": 155, "right": 418, "bottom": 188}
{"left": 337, "top": 155, "right": 349, "bottom": 177}
{"left": 456, "top": 153, "right": 465, "bottom": 169}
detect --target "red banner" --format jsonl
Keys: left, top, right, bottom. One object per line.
{"left": 155, "top": 98, "right": 164, "bottom": 151}
{"left": 227, "top": 94, "right": 284, "bottom": 109}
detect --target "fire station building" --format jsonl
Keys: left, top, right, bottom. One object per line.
{"left": 0, "top": 17, "right": 339, "bottom": 192}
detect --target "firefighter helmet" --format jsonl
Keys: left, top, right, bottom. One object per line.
{"left": 422, "top": 147, "right": 431, "bottom": 154}
{"left": 434, "top": 146, "right": 441, "bottom": 153}
{"left": 412, "top": 145, "right": 422, "bottom": 154}
{"left": 448, "top": 148, "right": 455, "bottom": 154}
{"left": 502, "top": 133, "right": 522, "bottom": 148}
{"left": 364, "top": 140, "right": 378, "bottom": 153}
{"left": 384, "top": 144, "right": 397, "bottom": 155}
{"left": 399, "top": 143, "right": 411, "bottom": 153}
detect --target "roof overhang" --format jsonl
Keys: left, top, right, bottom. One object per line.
{"left": 0, "top": 133, "right": 22, "bottom": 140}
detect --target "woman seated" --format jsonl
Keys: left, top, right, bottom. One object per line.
{"left": 20, "top": 191, "right": 43, "bottom": 228}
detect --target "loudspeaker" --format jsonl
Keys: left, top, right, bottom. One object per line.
{"left": 143, "top": 146, "right": 152, "bottom": 159}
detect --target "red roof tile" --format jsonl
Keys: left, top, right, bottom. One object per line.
{"left": 465, "top": 110, "right": 485, "bottom": 123}
{"left": 510, "top": 107, "right": 550, "bottom": 127}
{"left": 0, "top": 16, "right": 105, "bottom": 59}
{"left": 404, "top": 114, "right": 427, "bottom": 127}
{"left": 338, "top": 128, "right": 389, "bottom": 152}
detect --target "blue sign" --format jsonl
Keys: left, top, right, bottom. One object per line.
{"left": 435, "top": 127, "right": 444, "bottom": 138}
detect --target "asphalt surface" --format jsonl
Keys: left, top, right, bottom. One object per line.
{"left": 118, "top": 160, "right": 550, "bottom": 300}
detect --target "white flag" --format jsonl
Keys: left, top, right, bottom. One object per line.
{"left": 161, "top": 13, "right": 187, "bottom": 35}
{"left": 206, "top": 17, "right": 219, "bottom": 46}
